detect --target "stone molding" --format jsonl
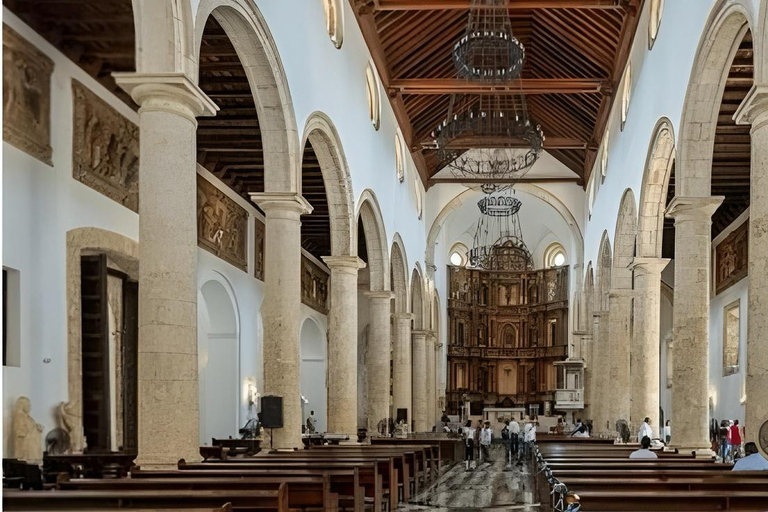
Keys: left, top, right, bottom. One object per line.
{"left": 322, "top": 255, "right": 366, "bottom": 273}
{"left": 412, "top": 330, "right": 429, "bottom": 338}
{"left": 630, "top": 257, "right": 671, "bottom": 275}
{"left": 114, "top": 72, "right": 217, "bottom": 122}
{"left": 249, "top": 192, "right": 313, "bottom": 216}
{"left": 735, "top": 83, "right": 768, "bottom": 128}
{"left": 393, "top": 312, "right": 415, "bottom": 321}
{"left": 665, "top": 196, "right": 725, "bottom": 222}
{"left": 364, "top": 290, "right": 395, "bottom": 301}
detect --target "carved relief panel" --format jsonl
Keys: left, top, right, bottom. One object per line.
{"left": 197, "top": 175, "right": 248, "bottom": 271}
{"left": 3, "top": 25, "right": 53, "bottom": 165}
{"left": 72, "top": 80, "right": 139, "bottom": 211}
{"left": 254, "top": 217, "right": 265, "bottom": 281}
{"left": 715, "top": 220, "right": 748, "bottom": 295}
{"left": 301, "top": 256, "right": 329, "bottom": 314}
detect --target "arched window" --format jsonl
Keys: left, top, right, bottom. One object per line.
{"left": 449, "top": 242, "right": 469, "bottom": 267}
{"left": 600, "top": 130, "right": 609, "bottom": 181}
{"left": 621, "top": 63, "right": 631, "bottom": 130}
{"left": 414, "top": 178, "right": 423, "bottom": 219}
{"left": 544, "top": 243, "right": 567, "bottom": 269}
{"left": 395, "top": 133, "right": 405, "bottom": 183}
{"left": 365, "top": 63, "right": 381, "bottom": 130}
{"left": 648, "top": 0, "right": 664, "bottom": 49}
{"left": 322, "top": 0, "right": 343, "bottom": 49}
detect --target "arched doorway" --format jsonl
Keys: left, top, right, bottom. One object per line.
{"left": 300, "top": 318, "right": 327, "bottom": 434}
{"left": 198, "top": 279, "right": 239, "bottom": 445}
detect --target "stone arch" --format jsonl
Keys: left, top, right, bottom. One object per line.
{"left": 198, "top": 276, "right": 240, "bottom": 443}
{"left": 426, "top": 185, "right": 583, "bottom": 273}
{"left": 637, "top": 119, "right": 676, "bottom": 258}
{"left": 613, "top": 189, "right": 638, "bottom": 290}
{"left": 356, "top": 190, "right": 390, "bottom": 291}
{"left": 390, "top": 234, "right": 409, "bottom": 314}
{"left": 411, "top": 264, "right": 425, "bottom": 330}
{"left": 132, "top": 0, "right": 196, "bottom": 77}
{"left": 596, "top": 232, "right": 612, "bottom": 313}
{"left": 677, "top": 0, "right": 754, "bottom": 196}
{"left": 66, "top": 228, "right": 139, "bottom": 421}
{"left": 584, "top": 262, "right": 595, "bottom": 324}
{"left": 302, "top": 112, "right": 355, "bottom": 257}
{"left": 195, "top": 0, "right": 300, "bottom": 192}
{"left": 299, "top": 317, "right": 327, "bottom": 433}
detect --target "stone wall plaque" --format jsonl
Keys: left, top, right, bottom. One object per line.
{"left": 72, "top": 80, "right": 139, "bottom": 211}
{"left": 197, "top": 174, "right": 248, "bottom": 271}
{"left": 301, "top": 255, "right": 329, "bottom": 314}
{"left": 3, "top": 25, "right": 53, "bottom": 165}
{"left": 715, "top": 219, "right": 748, "bottom": 295}
{"left": 254, "top": 217, "right": 265, "bottom": 281}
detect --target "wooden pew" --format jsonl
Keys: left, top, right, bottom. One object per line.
{"left": 56, "top": 474, "right": 336, "bottom": 511}
{"left": 370, "top": 437, "right": 451, "bottom": 464}
{"left": 131, "top": 468, "right": 362, "bottom": 512}
{"left": 187, "top": 457, "right": 394, "bottom": 511}
{"left": 536, "top": 441, "right": 767, "bottom": 511}
{"left": 3, "top": 487, "right": 286, "bottom": 511}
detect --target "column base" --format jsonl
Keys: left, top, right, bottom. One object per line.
{"left": 672, "top": 446, "right": 716, "bottom": 458}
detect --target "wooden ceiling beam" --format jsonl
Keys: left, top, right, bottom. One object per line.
{"left": 375, "top": 0, "right": 626, "bottom": 10}
{"left": 428, "top": 176, "right": 583, "bottom": 186}
{"left": 389, "top": 78, "right": 606, "bottom": 95}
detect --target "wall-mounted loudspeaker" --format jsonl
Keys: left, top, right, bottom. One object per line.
{"left": 259, "top": 395, "right": 283, "bottom": 428}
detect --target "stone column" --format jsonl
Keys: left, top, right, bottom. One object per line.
{"left": 392, "top": 313, "right": 414, "bottom": 424}
{"left": 365, "top": 291, "right": 394, "bottom": 435}
{"left": 592, "top": 311, "right": 612, "bottom": 434}
{"left": 607, "top": 290, "right": 632, "bottom": 424}
{"left": 115, "top": 73, "right": 216, "bottom": 466}
{"left": 629, "top": 257, "right": 669, "bottom": 438}
{"left": 411, "top": 330, "right": 428, "bottom": 432}
{"left": 735, "top": 85, "right": 768, "bottom": 455}
{"left": 250, "top": 193, "right": 313, "bottom": 450}
{"left": 666, "top": 196, "right": 723, "bottom": 454}
{"left": 426, "top": 331, "right": 437, "bottom": 429}
{"left": 322, "top": 256, "right": 366, "bottom": 437}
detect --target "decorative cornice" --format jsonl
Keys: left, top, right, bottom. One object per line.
{"left": 734, "top": 84, "right": 768, "bottom": 128}
{"left": 665, "top": 196, "right": 724, "bottom": 222}
{"left": 114, "top": 72, "right": 218, "bottom": 123}
{"left": 322, "top": 256, "right": 366, "bottom": 271}
{"left": 629, "top": 257, "right": 670, "bottom": 275}
{"left": 249, "top": 192, "right": 313, "bottom": 216}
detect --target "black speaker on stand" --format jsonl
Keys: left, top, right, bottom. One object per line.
{"left": 258, "top": 395, "right": 283, "bottom": 451}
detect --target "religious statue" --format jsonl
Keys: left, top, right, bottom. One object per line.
{"left": 59, "top": 400, "right": 85, "bottom": 453}
{"left": 394, "top": 420, "right": 409, "bottom": 438}
{"left": 12, "top": 397, "right": 43, "bottom": 463}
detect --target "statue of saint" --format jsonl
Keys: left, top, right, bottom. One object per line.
{"left": 59, "top": 400, "right": 85, "bottom": 453}
{"left": 12, "top": 397, "right": 43, "bottom": 463}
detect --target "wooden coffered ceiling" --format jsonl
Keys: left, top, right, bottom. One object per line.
{"left": 350, "top": 0, "right": 643, "bottom": 188}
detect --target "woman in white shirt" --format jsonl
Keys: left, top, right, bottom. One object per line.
{"left": 462, "top": 420, "right": 476, "bottom": 471}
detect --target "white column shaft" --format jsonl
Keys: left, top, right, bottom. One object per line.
{"left": 412, "top": 330, "right": 428, "bottom": 432}
{"left": 392, "top": 313, "right": 413, "bottom": 423}
{"left": 366, "top": 292, "right": 393, "bottom": 434}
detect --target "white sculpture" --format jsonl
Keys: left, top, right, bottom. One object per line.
{"left": 59, "top": 400, "right": 85, "bottom": 453}
{"left": 12, "top": 397, "right": 43, "bottom": 463}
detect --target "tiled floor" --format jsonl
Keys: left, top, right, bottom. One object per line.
{"left": 399, "top": 444, "right": 541, "bottom": 511}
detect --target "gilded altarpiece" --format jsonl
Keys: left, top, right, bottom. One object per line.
{"left": 197, "top": 175, "right": 248, "bottom": 271}
{"left": 72, "top": 80, "right": 139, "bottom": 211}
{"left": 715, "top": 220, "right": 748, "bottom": 295}
{"left": 446, "top": 245, "right": 569, "bottom": 416}
{"left": 3, "top": 25, "right": 53, "bottom": 165}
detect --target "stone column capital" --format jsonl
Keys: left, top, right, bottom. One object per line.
{"left": 322, "top": 255, "right": 366, "bottom": 273}
{"left": 114, "top": 72, "right": 218, "bottom": 123}
{"left": 665, "top": 196, "right": 724, "bottom": 222}
{"left": 608, "top": 289, "right": 634, "bottom": 300}
{"left": 393, "top": 312, "right": 415, "bottom": 322}
{"left": 364, "top": 290, "right": 395, "bottom": 302}
{"left": 734, "top": 84, "right": 768, "bottom": 128}
{"left": 412, "top": 329, "right": 429, "bottom": 339}
{"left": 630, "top": 257, "right": 670, "bottom": 275}
{"left": 249, "top": 193, "right": 313, "bottom": 216}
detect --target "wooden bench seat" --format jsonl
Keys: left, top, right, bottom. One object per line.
{"left": 574, "top": 489, "right": 768, "bottom": 511}
{"left": 560, "top": 477, "right": 768, "bottom": 492}
{"left": 3, "top": 488, "right": 285, "bottom": 511}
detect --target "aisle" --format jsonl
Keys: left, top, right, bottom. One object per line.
{"left": 398, "top": 444, "right": 540, "bottom": 511}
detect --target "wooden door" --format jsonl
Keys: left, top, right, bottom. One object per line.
{"left": 80, "top": 254, "right": 110, "bottom": 452}
{"left": 122, "top": 280, "right": 138, "bottom": 452}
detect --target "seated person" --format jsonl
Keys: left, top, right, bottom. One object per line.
{"left": 570, "top": 419, "right": 589, "bottom": 438}
{"left": 732, "top": 442, "right": 768, "bottom": 471}
{"left": 629, "top": 436, "right": 658, "bottom": 459}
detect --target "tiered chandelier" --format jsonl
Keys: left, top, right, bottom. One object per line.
{"left": 469, "top": 194, "right": 532, "bottom": 270}
{"left": 432, "top": 0, "right": 544, "bottom": 183}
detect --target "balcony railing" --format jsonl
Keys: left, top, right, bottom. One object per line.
{"left": 447, "top": 344, "right": 567, "bottom": 359}
{"left": 555, "top": 389, "right": 584, "bottom": 409}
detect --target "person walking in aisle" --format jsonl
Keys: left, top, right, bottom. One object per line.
{"left": 637, "top": 417, "right": 653, "bottom": 443}
{"left": 523, "top": 417, "right": 537, "bottom": 460}
{"left": 479, "top": 421, "right": 493, "bottom": 463}
{"left": 508, "top": 417, "right": 520, "bottom": 462}
{"left": 462, "top": 420, "right": 476, "bottom": 471}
